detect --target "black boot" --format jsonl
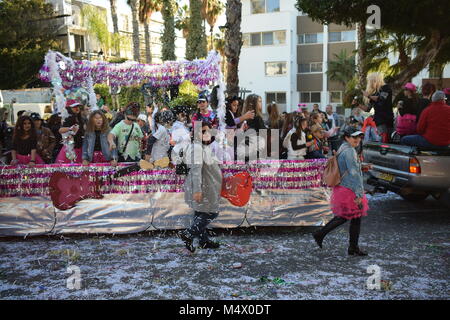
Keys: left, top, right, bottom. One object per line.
{"left": 312, "top": 216, "right": 347, "bottom": 249}
{"left": 179, "top": 230, "right": 195, "bottom": 253}
{"left": 348, "top": 218, "right": 368, "bottom": 256}
{"left": 199, "top": 240, "right": 220, "bottom": 249}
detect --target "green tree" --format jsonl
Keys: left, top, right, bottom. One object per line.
{"left": 139, "top": 0, "right": 162, "bottom": 63}
{"left": 186, "top": 0, "right": 207, "bottom": 60}
{"left": 0, "top": 0, "right": 59, "bottom": 89}
{"left": 295, "top": 0, "right": 450, "bottom": 92}
{"left": 327, "top": 49, "right": 356, "bottom": 88}
{"left": 161, "top": 0, "right": 176, "bottom": 61}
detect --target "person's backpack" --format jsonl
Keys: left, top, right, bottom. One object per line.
{"left": 322, "top": 150, "right": 346, "bottom": 187}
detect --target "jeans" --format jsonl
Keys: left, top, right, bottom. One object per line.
{"left": 400, "top": 135, "right": 445, "bottom": 149}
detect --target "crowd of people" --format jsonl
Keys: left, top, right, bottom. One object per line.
{"left": 1, "top": 72, "right": 449, "bottom": 168}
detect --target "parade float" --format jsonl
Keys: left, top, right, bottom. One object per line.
{"left": 0, "top": 51, "right": 331, "bottom": 236}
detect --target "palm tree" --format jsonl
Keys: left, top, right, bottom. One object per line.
{"left": 224, "top": 0, "right": 242, "bottom": 97}
{"left": 175, "top": 4, "right": 190, "bottom": 39}
{"left": 327, "top": 49, "right": 356, "bottom": 88}
{"left": 203, "top": 0, "right": 223, "bottom": 50}
{"left": 110, "top": 0, "right": 119, "bottom": 34}
{"left": 139, "top": 0, "right": 162, "bottom": 63}
{"left": 186, "top": 0, "right": 207, "bottom": 60}
{"left": 127, "top": 0, "right": 141, "bottom": 62}
{"left": 161, "top": 0, "right": 176, "bottom": 61}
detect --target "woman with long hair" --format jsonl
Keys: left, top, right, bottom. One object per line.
{"left": 82, "top": 110, "right": 117, "bottom": 165}
{"left": 312, "top": 126, "right": 370, "bottom": 256}
{"left": 225, "top": 96, "right": 254, "bottom": 129}
{"left": 359, "top": 72, "right": 394, "bottom": 142}
{"left": 266, "top": 102, "right": 283, "bottom": 129}
{"left": 10, "top": 115, "right": 45, "bottom": 166}
{"left": 242, "top": 94, "right": 266, "bottom": 132}
{"left": 283, "top": 116, "right": 312, "bottom": 160}
{"left": 30, "top": 112, "right": 56, "bottom": 164}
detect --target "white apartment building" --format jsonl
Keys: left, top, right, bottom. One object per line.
{"left": 239, "top": 0, "right": 298, "bottom": 114}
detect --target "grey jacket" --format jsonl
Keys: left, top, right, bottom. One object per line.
{"left": 337, "top": 141, "right": 364, "bottom": 198}
{"left": 82, "top": 130, "right": 117, "bottom": 162}
{"left": 183, "top": 142, "right": 222, "bottom": 213}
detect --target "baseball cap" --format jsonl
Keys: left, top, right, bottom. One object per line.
{"left": 137, "top": 114, "right": 147, "bottom": 122}
{"left": 125, "top": 102, "right": 140, "bottom": 117}
{"left": 343, "top": 126, "right": 364, "bottom": 137}
{"left": 66, "top": 99, "right": 82, "bottom": 108}
{"left": 197, "top": 92, "right": 208, "bottom": 103}
{"left": 403, "top": 82, "right": 417, "bottom": 92}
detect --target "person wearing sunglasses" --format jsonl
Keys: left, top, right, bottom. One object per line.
{"left": 191, "top": 92, "right": 219, "bottom": 129}
{"left": 108, "top": 102, "right": 143, "bottom": 162}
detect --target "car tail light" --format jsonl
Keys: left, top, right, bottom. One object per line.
{"left": 409, "top": 157, "right": 421, "bottom": 174}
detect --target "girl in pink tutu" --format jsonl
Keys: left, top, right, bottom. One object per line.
{"left": 313, "top": 126, "right": 371, "bottom": 256}
{"left": 10, "top": 115, "right": 45, "bottom": 166}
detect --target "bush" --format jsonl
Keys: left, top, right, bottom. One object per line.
{"left": 94, "top": 84, "right": 145, "bottom": 111}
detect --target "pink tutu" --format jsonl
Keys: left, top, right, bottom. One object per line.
{"left": 55, "top": 146, "right": 82, "bottom": 163}
{"left": 92, "top": 151, "right": 107, "bottom": 163}
{"left": 16, "top": 154, "right": 45, "bottom": 165}
{"left": 330, "top": 185, "right": 369, "bottom": 220}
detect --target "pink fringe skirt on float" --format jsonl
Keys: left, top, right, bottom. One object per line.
{"left": 55, "top": 146, "right": 83, "bottom": 164}
{"left": 16, "top": 154, "right": 45, "bottom": 165}
{"left": 330, "top": 185, "right": 369, "bottom": 220}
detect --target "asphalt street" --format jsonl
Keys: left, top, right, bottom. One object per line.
{"left": 0, "top": 192, "right": 448, "bottom": 299}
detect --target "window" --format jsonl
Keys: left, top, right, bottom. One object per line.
{"left": 250, "top": 33, "right": 261, "bottom": 46}
{"left": 299, "top": 62, "right": 322, "bottom": 73}
{"left": 265, "top": 62, "right": 287, "bottom": 76}
{"left": 74, "top": 34, "right": 85, "bottom": 52}
{"left": 262, "top": 32, "right": 273, "bottom": 45}
{"left": 243, "top": 30, "right": 286, "bottom": 47}
{"left": 329, "top": 32, "right": 341, "bottom": 42}
{"left": 330, "top": 91, "right": 343, "bottom": 103}
{"left": 429, "top": 63, "right": 444, "bottom": 78}
{"left": 251, "top": 0, "right": 280, "bottom": 14}
{"left": 298, "top": 33, "right": 323, "bottom": 44}
{"left": 251, "top": 0, "right": 265, "bottom": 14}
{"left": 274, "top": 30, "right": 286, "bottom": 45}
{"left": 300, "top": 92, "right": 321, "bottom": 103}
{"left": 266, "top": 92, "right": 286, "bottom": 104}
{"left": 328, "top": 30, "right": 356, "bottom": 42}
